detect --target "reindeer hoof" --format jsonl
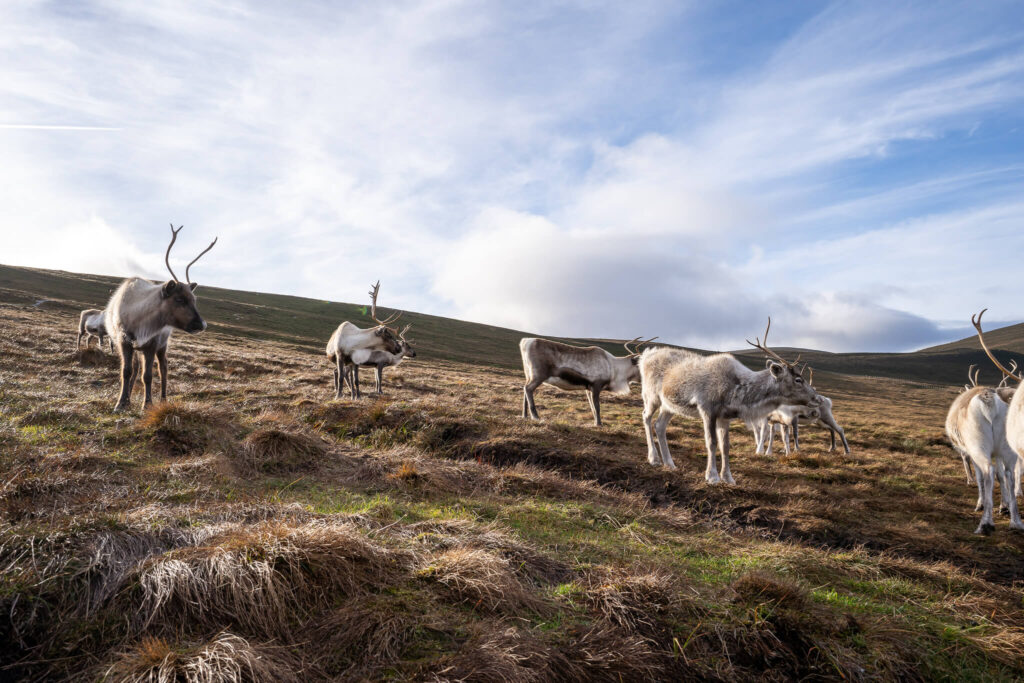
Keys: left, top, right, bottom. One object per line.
{"left": 974, "top": 523, "right": 996, "bottom": 536}
{"left": 723, "top": 474, "right": 736, "bottom": 485}
{"left": 113, "top": 403, "right": 129, "bottom": 413}
{"left": 1010, "top": 521, "right": 1024, "bottom": 531}
{"left": 705, "top": 473, "right": 721, "bottom": 485}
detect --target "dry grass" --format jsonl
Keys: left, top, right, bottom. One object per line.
{"left": 3, "top": 295, "right": 1024, "bottom": 680}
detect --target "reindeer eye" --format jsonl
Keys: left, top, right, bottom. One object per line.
{"left": 794, "top": 377, "right": 804, "bottom": 383}
{"left": 175, "top": 297, "right": 187, "bottom": 305}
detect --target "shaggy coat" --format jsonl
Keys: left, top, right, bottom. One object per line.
{"left": 520, "top": 338, "right": 640, "bottom": 427}
{"left": 326, "top": 322, "right": 402, "bottom": 400}
{"left": 640, "top": 347, "right": 819, "bottom": 484}
{"left": 752, "top": 395, "right": 850, "bottom": 455}
{"left": 343, "top": 340, "right": 416, "bottom": 398}
{"left": 944, "top": 386, "right": 1023, "bottom": 534}
{"left": 105, "top": 278, "right": 207, "bottom": 412}
{"left": 77, "top": 308, "right": 112, "bottom": 351}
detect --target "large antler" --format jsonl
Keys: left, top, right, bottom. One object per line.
{"left": 746, "top": 317, "right": 793, "bottom": 367}
{"left": 971, "top": 309, "right": 1022, "bottom": 383}
{"left": 185, "top": 236, "right": 218, "bottom": 284}
{"left": 624, "top": 336, "right": 658, "bottom": 357}
{"left": 368, "top": 281, "right": 402, "bottom": 327}
{"left": 399, "top": 323, "right": 413, "bottom": 341}
{"left": 165, "top": 223, "right": 183, "bottom": 281}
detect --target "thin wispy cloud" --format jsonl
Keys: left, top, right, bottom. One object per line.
{"left": 0, "top": 1, "right": 1021, "bottom": 351}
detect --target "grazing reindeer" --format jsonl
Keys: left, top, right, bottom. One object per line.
{"left": 640, "top": 319, "right": 819, "bottom": 484}
{"left": 344, "top": 323, "right": 416, "bottom": 398}
{"left": 751, "top": 404, "right": 821, "bottom": 456}
{"left": 778, "top": 370, "right": 851, "bottom": 454}
{"left": 77, "top": 308, "right": 113, "bottom": 351}
{"left": 520, "top": 336, "right": 656, "bottom": 427}
{"left": 105, "top": 224, "right": 217, "bottom": 412}
{"left": 326, "top": 281, "right": 404, "bottom": 400}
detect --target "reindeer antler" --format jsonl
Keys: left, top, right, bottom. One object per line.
{"left": 165, "top": 223, "right": 183, "bottom": 281}
{"left": 999, "top": 359, "right": 1019, "bottom": 388}
{"left": 185, "top": 236, "right": 218, "bottom": 284}
{"left": 971, "top": 309, "right": 1022, "bottom": 383}
{"left": 399, "top": 323, "right": 413, "bottom": 341}
{"left": 368, "top": 281, "right": 402, "bottom": 327}
{"left": 746, "top": 317, "right": 793, "bottom": 367}
{"left": 624, "top": 336, "right": 658, "bottom": 357}
{"left": 967, "top": 364, "right": 978, "bottom": 387}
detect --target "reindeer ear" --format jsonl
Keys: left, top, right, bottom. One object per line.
{"left": 189, "top": 282, "right": 199, "bottom": 292}
{"left": 768, "top": 362, "right": 784, "bottom": 379}
{"left": 162, "top": 281, "right": 177, "bottom": 298}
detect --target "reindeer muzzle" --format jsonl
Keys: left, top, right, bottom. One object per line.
{"left": 186, "top": 317, "right": 207, "bottom": 334}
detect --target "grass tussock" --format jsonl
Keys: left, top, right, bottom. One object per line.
{"left": 309, "top": 595, "right": 418, "bottom": 677}
{"left": 132, "top": 521, "right": 400, "bottom": 638}
{"left": 107, "top": 632, "right": 301, "bottom": 683}
{"left": 418, "top": 547, "right": 546, "bottom": 615}
{"left": 141, "top": 403, "right": 238, "bottom": 455}
{"left": 732, "top": 570, "right": 810, "bottom": 610}
{"left": 237, "top": 426, "right": 328, "bottom": 475}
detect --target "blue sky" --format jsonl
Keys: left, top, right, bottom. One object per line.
{"left": 2, "top": 1, "right": 1023, "bottom": 351}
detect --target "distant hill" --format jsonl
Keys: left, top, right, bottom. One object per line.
{"left": 921, "top": 321, "right": 1024, "bottom": 355}
{"left": 2, "top": 262, "right": 1021, "bottom": 386}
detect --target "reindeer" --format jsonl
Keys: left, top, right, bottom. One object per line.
{"left": 751, "top": 404, "right": 821, "bottom": 456}
{"left": 520, "top": 336, "right": 656, "bottom": 426}
{"left": 343, "top": 323, "right": 416, "bottom": 398}
{"left": 104, "top": 224, "right": 217, "bottom": 412}
{"left": 77, "top": 308, "right": 113, "bottom": 351}
{"left": 766, "top": 369, "right": 851, "bottom": 454}
{"left": 944, "top": 383, "right": 1022, "bottom": 534}
{"left": 968, "top": 309, "right": 1024, "bottom": 505}
{"left": 326, "top": 281, "right": 404, "bottom": 400}
{"left": 640, "top": 319, "right": 819, "bottom": 484}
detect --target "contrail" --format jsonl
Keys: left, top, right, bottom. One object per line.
{"left": 0, "top": 124, "right": 121, "bottom": 131}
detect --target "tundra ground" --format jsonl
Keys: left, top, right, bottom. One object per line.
{"left": 2, "top": 300, "right": 1024, "bottom": 681}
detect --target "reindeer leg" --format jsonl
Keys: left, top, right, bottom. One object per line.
{"left": 375, "top": 364, "right": 384, "bottom": 394}
{"left": 793, "top": 420, "right": 800, "bottom": 451}
{"left": 976, "top": 466, "right": 996, "bottom": 535}
{"left": 996, "top": 464, "right": 1011, "bottom": 516}
{"left": 333, "top": 356, "right": 344, "bottom": 399}
{"left": 766, "top": 424, "right": 775, "bottom": 456}
{"left": 974, "top": 462, "right": 985, "bottom": 511}
{"left": 524, "top": 379, "right": 542, "bottom": 420}
{"left": 587, "top": 383, "right": 604, "bottom": 427}
{"left": 700, "top": 408, "right": 720, "bottom": 484}
{"left": 140, "top": 348, "right": 157, "bottom": 409}
{"left": 782, "top": 425, "right": 791, "bottom": 455}
{"left": 113, "top": 341, "right": 135, "bottom": 412}
{"left": 642, "top": 395, "right": 662, "bottom": 465}
{"left": 156, "top": 346, "right": 168, "bottom": 401}
{"left": 1006, "top": 463, "right": 1024, "bottom": 530}
{"left": 655, "top": 410, "right": 675, "bottom": 469}
{"left": 820, "top": 414, "right": 850, "bottom": 454}
{"left": 717, "top": 419, "right": 734, "bottom": 485}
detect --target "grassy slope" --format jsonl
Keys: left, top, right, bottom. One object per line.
{"left": 6, "top": 262, "right": 1023, "bottom": 384}
{"left": 2, "top": 265, "right": 1024, "bottom": 681}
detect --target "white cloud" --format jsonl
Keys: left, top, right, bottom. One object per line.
{"left": 0, "top": 1, "right": 1022, "bottom": 351}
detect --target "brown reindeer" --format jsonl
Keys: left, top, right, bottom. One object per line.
{"left": 104, "top": 224, "right": 217, "bottom": 412}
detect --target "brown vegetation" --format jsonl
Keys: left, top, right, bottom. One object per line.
{"left": 1, "top": 293, "right": 1024, "bottom": 680}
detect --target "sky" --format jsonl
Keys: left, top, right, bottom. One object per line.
{"left": 2, "top": 0, "right": 1023, "bottom": 352}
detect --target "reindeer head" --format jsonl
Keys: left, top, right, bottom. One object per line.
{"left": 368, "top": 281, "right": 404, "bottom": 354}
{"left": 747, "top": 318, "right": 818, "bottom": 406}
{"left": 161, "top": 224, "right": 217, "bottom": 334}
{"left": 397, "top": 323, "right": 417, "bottom": 359}
{"left": 623, "top": 336, "right": 658, "bottom": 381}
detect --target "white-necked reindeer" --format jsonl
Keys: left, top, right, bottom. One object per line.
{"left": 326, "top": 281, "right": 404, "bottom": 400}
{"left": 520, "top": 336, "right": 656, "bottom": 426}
{"left": 104, "top": 224, "right": 217, "bottom": 412}
{"left": 640, "top": 319, "right": 819, "bottom": 484}
{"left": 77, "top": 308, "right": 113, "bottom": 352}
{"left": 343, "top": 323, "right": 416, "bottom": 398}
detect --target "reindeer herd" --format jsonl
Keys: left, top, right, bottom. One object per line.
{"left": 70, "top": 226, "right": 1024, "bottom": 535}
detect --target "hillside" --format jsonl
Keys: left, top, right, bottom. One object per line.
{"left": 2, "top": 264, "right": 1024, "bottom": 680}
{"left": 923, "top": 320, "right": 1024, "bottom": 355}
{"left": 4, "top": 262, "right": 1023, "bottom": 386}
